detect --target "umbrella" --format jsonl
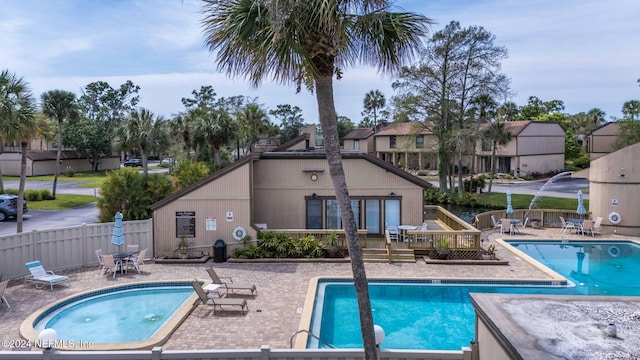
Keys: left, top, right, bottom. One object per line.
{"left": 577, "top": 190, "right": 586, "bottom": 215}
{"left": 506, "top": 190, "right": 513, "bottom": 215}
{"left": 111, "top": 211, "right": 125, "bottom": 251}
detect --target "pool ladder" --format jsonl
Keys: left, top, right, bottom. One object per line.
{"left": 289, "top": 329, "right": 335, "bottom": 349}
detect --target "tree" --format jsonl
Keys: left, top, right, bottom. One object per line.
{"left": 337, "top": 116, "right": 355, "bottom": 145}
{"left": 484, "top": 121, "right": 511, "bottom": 193}
{"left": 76, "top": 81, "right": 140, "bottom": 170}
{"left": 201, "top": 1, "right": 431, "bottom": 358}
{"left": 114, "top": 108, "right": 159, "bottom": 175}
{"left": 269, "top": 104, "right": 305, "bottom": 143}
{"left": 0, "top": 69, "right": 38, "bottom": 233}
{"left": 621, "top": 100, "right": 640, "bottom": 121}
{"left": 237, "top": 101, "right": 272, "bottom": 155}
{"left": 193, "top": 108, "right": 236, "bottom": 169}
{"left": 393, "top": 21, "right": 509, "bottom": 192}
{"left": 363, "top": 90, "right": 385, "bottom": 133}
{"left": 517, "top": 96, "right": 564, "bottom": 120}
{"left": 41, "top": 89, "right": 79, "bottom": 198}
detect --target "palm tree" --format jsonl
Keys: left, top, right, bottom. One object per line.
{"left": 114, "top": 108, "right": 157, "bottom": 175}
{"left": 238, "top": 101, "right": 271, "bottom": 155}
{"left": 193, "top": 108, "right": 236, "bottom": 169}
{"left": 201, "top": 1, "right": 431, "bottom": 357}
{"left": 0, "top": 69, "right": 38, "bottom": 233}
{"left": 41, "top": 89, "right": 79, "bottom": 198}
{"left": 484, "top": 121, "right": 512, "bottom": 193}
{"left": 363, "top": 90, "right": 385, "bottom": 133}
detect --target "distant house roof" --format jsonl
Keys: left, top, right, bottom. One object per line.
{"left": 477, "top": 120, "right": 533, "bottom": 136}
{"left": 588, "top": 121, "right": 619, "bottom": 135}
{"left": 27, "top": 150, "right": 118, "bottom": 161}
{"left": 375, "top": 122, "right": 432, "bottom": 136}
{"left": 343, "top": 128, "right": 373, "bottom": 140}
{"left": 270, "top": 133, "right": 310, "bottom": 152}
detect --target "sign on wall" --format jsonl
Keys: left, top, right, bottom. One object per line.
{"left": 226, "top": 211, "right": 233, "bottom": 222}
{"left": 206, "top": 216, "right": 217, "bottom": 231}
{"left": 176, "top": 211, "right": 196, "bottom": 238}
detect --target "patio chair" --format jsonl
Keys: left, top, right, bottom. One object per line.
{"left": 206, "top": 267, "right": 257, "bottom": 297}
{"left": 0, "top": 280, "right": 10, "bottom": 308}
{"left": 126, "top": 244, "right": 139, "bottom": 252}
{"left": 491, "top": 215, "right": 501, "bottom": 231}
{"left": 100, "top": 255, "right": 121, "bottom": 279}
{"left": 416, "top": 222, "right": 428, "bottom": 242}
{"left": 25, "top": 261, "right": 70, "bottom": 291}
{"left": 95, "top": 249, "right": 105, "bottom": 272}
{"left": 126, "top": 248, "right": 147, "bottom": 274}
{"left": 581, "top": 219, "right": 595, "bottom": 237}
{"left": 386, "top": 225, "right": 400, "bottom": 242}
{"left": 593, "top": 216, "right": 603, "bottom": 234}
{"left": 191, "top": 280, "right": 248, "bottom": 315}
{"left": 500, "top": 218, "right": 513, "bottom": 235}
{"left": 516, "top": 218, "right": 529, "bottom": 232}
{"left": 559, "top": 216, "right": 576, "bottom": 234}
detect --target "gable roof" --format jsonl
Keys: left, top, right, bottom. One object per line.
{"left": 375, "top": 122, "right": 432, "bottom": 136}
{"left": 477, "top": 120, "right": 533, "bottom": 136}
{"left": 270, "top": 133, "right": 310, "bottom": 152}
{"left": 589, "top": 121, "right": 619, "bottom": 135}
{"left": 343, "top": 128, "right": 373, "bottom": 140}
{"left": 149, "top": 151, "right": 432, "bottom": 211}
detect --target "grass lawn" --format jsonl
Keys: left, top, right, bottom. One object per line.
{"left": 477, "top": 192, "right": 588, "bottom": 210}
{"left": 27, "top": 194, "right": 97, "bottom": 210}
{"left": 4, "top": 171, "right": 108, "bottom": 189}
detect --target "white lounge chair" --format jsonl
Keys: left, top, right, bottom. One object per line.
{"left": 0, "top": 280, "right": 10, "bottom": 308}
{"left": 207, "top": 267, "right": 257, "bottom": 297}
{"left": 25, "top": 261, "right": 70, "bottom": 291}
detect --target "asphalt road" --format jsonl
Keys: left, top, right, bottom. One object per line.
{"left": 0, "top": 169, "right": 588, "bottom": 236}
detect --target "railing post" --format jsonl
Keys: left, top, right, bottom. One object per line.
{"left": 261, "top": 344, "right": 271, "bottom": 360}
{"left": 151, "top": 346, "right": 162, "bottom": 360}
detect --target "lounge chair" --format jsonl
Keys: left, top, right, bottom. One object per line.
{"left": 0, "top": 280, "right": 10, "bottom": 308}
{"left": 491, "top": 215, "right": 501, "bottom": 231}
{"left": 206, "top": 268, "right": 257, "bottom": 297}
{"left": 25, "top": 261, "right": 70, "bottom": 291}
{"left": 191, "top": 280, "right": 248, "bottom": 315}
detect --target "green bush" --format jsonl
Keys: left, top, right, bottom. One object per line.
{"left": 24, "top": 190, "right": 42, "bottom": 201}
{"left": 172, "top": 161, "right": 210, "bottom": 190}
{"left": 463, "top": 174, "right": 487, "bottom": 193}
{"left": 231, "top": 231, "right": 327, "bottom": 259}
{"left": 573, "top": 155, "right": 590, "bottom": 169}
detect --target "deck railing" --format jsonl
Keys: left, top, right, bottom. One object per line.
{"left": 263, "top": 229, "right": 369, "bottom": 248}
{"left": 473, "top": 209, "right": 590, "bottom": 231}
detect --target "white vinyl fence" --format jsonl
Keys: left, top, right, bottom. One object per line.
{"left": 0, "top": 219, "right": 152, "bottom": 280}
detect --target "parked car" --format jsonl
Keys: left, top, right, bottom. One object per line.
{"left": 123, "top": 158, "right": 143, "bottom": 167}
{"left": 161, "top": 158, "right": 173, "bottom": 166}
{"left": 0, "top": 194, "right": 28, "bottom": 222}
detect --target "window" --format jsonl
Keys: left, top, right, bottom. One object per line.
{"left": 390, "top": 135, "right": 396, "bottom": 149}
{"left": 481, "top": 139, "right": 491, "bottom": 151}
{"left": 384, "top": 199, "right": 400, "bottom": 228}
{"left": 416, "top": 135, "right": 424, "bottom": 148}
{"left": 306, "top": 199, "right": 322, "bottom": 229}
{"left": 353, "top": 139, "right": 360, "bottom": 150}
{"left": 326, "top": 200, "right": 341, "bottom": 229}
{"left": 365, "top": 200, "right": 380, "bottom": 234}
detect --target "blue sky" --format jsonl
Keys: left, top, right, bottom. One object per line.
{"left": 2, "top": 0, "right": 639, "bottom": 124}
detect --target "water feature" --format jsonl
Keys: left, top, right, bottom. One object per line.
{"left": 528, "top": 171, "right": 574, "bottom": 209}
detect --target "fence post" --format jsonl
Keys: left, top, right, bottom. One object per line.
{"left": 151, "top": 346, "right": 162, "bottom": 360}
{"left": 260, "top": 344, "right": 271, "bottom": 360}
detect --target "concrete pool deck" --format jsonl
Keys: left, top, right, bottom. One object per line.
{"left": 0, "top": 227, "right": 637, "bottom": 351}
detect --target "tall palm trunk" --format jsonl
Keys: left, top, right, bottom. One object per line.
{"left": 17, "top": 141, "right": 29, "bottom": 233}
{"left": 488, "top": 141, "right": 497, "bottom": 193}
{"left": 53, "top": 119, "right": 63, "bottom": 198}
{"left": 315, "top": 75, "right": 377, "bottom": 360}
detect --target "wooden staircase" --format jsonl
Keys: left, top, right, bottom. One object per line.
{"left": 362, "top": 248, "right": 416, "bottom": 263}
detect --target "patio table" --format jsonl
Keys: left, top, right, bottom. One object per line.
{"left": 398, "top": 225, "right": 419, "bottom": 242}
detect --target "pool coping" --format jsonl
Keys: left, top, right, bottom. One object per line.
{"left": 20, "top": 279, "right": 205, "bottom": 351}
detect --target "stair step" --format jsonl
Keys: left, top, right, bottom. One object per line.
{"left": 362, "top": 248, "right": 416, "bottom": 263}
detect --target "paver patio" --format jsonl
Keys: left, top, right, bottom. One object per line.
{"left": 0, "top": 228, "right": 635, "bottom": 351}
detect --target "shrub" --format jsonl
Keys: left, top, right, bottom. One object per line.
{"left": 24, "top": 190, "right": 42, "bottom": 201}
{"left": 463, "top": 174, "right": 487, "bottom": 193}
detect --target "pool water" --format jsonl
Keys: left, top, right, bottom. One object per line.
{"left": 310, "top": 240, "right": 640, "bottom": 350}
{"left": 36, "top": 287, "right": 194, "bottom": 343}
{"left": 507, "top": 241, "right": 640, "bottom": 295}
{"left": 313, "top": 282, "right": 570, "bottom": 350}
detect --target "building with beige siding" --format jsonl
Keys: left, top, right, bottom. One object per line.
{"left": 343, "top": 128, "right": 375, "bottom": 155}
{"left": 149, "top": 150, "right": 432, "bottom": 258}
{"left": 586, "top": 122, "right": 620, "bottom": 160}
{"left": 475, "top": 121, "right": 565, "bottom": 176}
{"left": 373, "top": 122, "right": 438, "bottom": 171}
{"left": 582, "top": 141, "right": 640, "bottom": 236}
{"left": 0, "top": 149, "right": 120, "bottom": 177}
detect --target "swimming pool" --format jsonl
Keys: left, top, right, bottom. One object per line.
{"left": 304, "top": 240, "right": 640, "bottom": 350}
{"left": 506, "top": 240, "right": 640, "bottom": 295}
{"left": 21, "top": 281, "right": 199, "bottom": 350}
